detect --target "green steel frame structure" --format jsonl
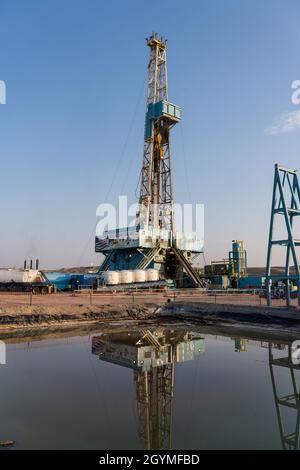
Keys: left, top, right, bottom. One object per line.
{"left": 266, "top": 164, "right": 300, "bottom": 307}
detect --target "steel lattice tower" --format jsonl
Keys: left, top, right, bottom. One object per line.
{"left": 266, "top": 164, "right": 300, "bottom": 307}
{"left": 138, "top": 34, "right": 180, "bottom": 237}
{"left": 96, "top": 34, "right": 204, "bottom": 284}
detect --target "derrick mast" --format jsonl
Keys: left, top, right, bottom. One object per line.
{"left": 139, "top": 34, "right": 180, "bottom": 238}
{"left": 95, "top": 34, "right": 205, "bottom": 286}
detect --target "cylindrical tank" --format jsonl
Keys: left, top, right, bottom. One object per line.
{"left": 102, "top": 271, "right": 119, "bottom": 285}
{"left": 133, "top": 270, "right": 147, "bottom": 283}
{"left": 0, "top": 269, "right": 39, "bottom": 283}
{"left": 145, "top": 269, "right": 159, "bottom": 282}
{"left": 119, "top": 270, "right": 133, "bottom": 284}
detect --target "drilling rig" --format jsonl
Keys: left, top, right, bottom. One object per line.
{"left": 95, "top": 34, "right": 204, "bottom": 287}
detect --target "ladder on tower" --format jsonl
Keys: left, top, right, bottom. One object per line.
{"left": 172, "top": 246, "right": 206, "bottom": 288}
{"left": 137, "top": 242, "right": 161, "bottom": 270}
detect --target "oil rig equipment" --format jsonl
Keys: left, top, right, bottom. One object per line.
{"left": 95, "top": 34, "right": 204, "bottom": 287}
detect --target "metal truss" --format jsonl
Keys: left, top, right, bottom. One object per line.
{"left": 139, "top": 34, "right": 174, "bottom": 236}
{"left": 269, "top": 343, "right": 300, "bottom": 449}
{"left": 266, "top": 164, "right": 300, "bottom": 306}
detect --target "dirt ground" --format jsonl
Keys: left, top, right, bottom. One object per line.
{"left": 0, "top": 290, "right": 297, "bottom": 309}
{"left": 0, "top": 290, "right": 299, "bottom": 331}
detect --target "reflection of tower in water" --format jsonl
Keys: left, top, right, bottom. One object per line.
{"left": 92, "top": 331, "right": 299, "bottom": 450}
{"left": 234, "top": 337, "right": 300, "bottom": 449}
{"left": 92, "top": 329, "right": 204, "bottom": 450}
{"left": 268, "top": 342, "right": 300, "bottom": 450}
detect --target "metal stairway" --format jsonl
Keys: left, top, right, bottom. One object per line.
{"left": 99, "top": 249, "right": 116, "bottom": 272}
{"left": 140, "top": 330, "right": 163, "bottom": 351}
{"left": 172, "top": 246, "right": 206, "bottom": 288}
{"left": 137, "top": 242, "right": 161, "bottom": 270}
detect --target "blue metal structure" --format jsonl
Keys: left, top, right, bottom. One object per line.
{"left": 238, "top": 276, "right": 265, "bottom": 289}
{"left": 266, "top": 164, "right": 300, "bottom": 307}
{"left": 45, "top": 272, "right": 99, "bottom": 291}
{"left": 229, "top": 240, "right": 247, "bottom": 278}
{"left": 145, "top": 100, "right": 181, "bottom": 139}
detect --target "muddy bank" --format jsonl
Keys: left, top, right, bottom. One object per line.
{"left": 0, "top": 301, "right": 300, "bottom": 333}
{"left": 0, "top": 304, "right": 160, "bottom": 329}
{"left": 1, "top": 318, "right": 299, "bottom": 346}
{"left": 161, "top": 301, "right": 300, "bottom": 333}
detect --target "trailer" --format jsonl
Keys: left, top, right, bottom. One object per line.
{"left": 97, "top": 279, "right": 174, "bottom": 291}
{"left": 0, "top": 269, "right": 56, "bottom": 294}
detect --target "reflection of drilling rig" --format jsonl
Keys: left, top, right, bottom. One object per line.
{"left": 92, "top": 329, "right": 204, "bottom": 449}
{"left": 134, "top": 348, "right": 175, "bottom": 450}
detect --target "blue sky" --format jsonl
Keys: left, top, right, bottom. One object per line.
{"left": 0, "top": 0, "right": 300, "bottom": 268}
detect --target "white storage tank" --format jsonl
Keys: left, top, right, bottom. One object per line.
{"left": 133, "top": 270, "right": 147, "bottom": 283}
{"left": 102, "top": 271, "right": 119, "bottom": 285}
{"left": 0, "top": 269, "right": 39, "bottom": 283}
{"left": 119, "top": 270, "right": 133, "bottom": 284}
{"left": 145, "top": 269, "right": 159, "bottom": 282}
